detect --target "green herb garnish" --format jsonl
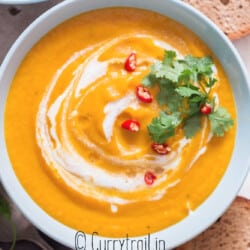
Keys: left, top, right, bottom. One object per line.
{"left": 0, "top": 195, "right": 16, "bottom": 250}
{"left": 208, "top": 107, "right": 235, "bottom": 136}
{"left": 148, "top": 111, "right": 182, "bottom": 143}
{"left": 0, "top": 195, "right": 11, "bottom": 220}
{"left": 143, "top": 50, "right": 234, "bottom": 143}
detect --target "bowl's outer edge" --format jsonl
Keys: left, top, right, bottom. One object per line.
{"left": 0, "top": 0, "right": 250, "bottom": 249}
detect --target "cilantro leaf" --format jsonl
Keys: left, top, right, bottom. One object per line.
{"left": 163, "top": 50, "right": 176, "bottom": 66}
{"left": 184, "top": 114, "right": 202, "bottom": 138}
{"left": 189, "top": 95, "right": 205, "bottom": 103}
{"left": 175, "top": 86, "right": 205, "bottom": 98}
{"left": 151, "top": 63, "right": 179, "bottom": 82}
{"left": 188, "top": 102, "right": 201, "bottom": 117}
{"left": 165, "top": 93, "right": 184, "bottom": 113}
{"left": 142, "top": 73, "right": 156, "bottom": 87}
{"left": 182, "top": 55, "right": 215, "bottom": 88}
{"left": 148, "top": 111, "right": 182, "bottom": 143}
{"left": 184, "top": 55, "right": 214, "bottom": 76}
{"left": 178, "top": 69, "right": 194, "bottom": 85}
{"left": 0, "top": 195, "right": 11, "bottom": 220}
{"left": 208, "top": 107, "right": 234, "bottom": 136}
{"left": 157, "top": 79, "right": 184, "bottom": 112}
{"left": 156, "top": 81, "right": 173, "bottom": 106}
{"left": 150, "top": 59, "right": 185, "bottom": 83}
{"left": 176, "top": 86, "right": 206, "bottom": 116}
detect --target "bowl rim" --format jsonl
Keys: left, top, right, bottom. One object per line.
{"left": 1, "top": 0, "right": 250, "bottom": 249}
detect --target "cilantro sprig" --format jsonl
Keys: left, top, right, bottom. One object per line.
{"left": 143, "top": 50, "right": 234, "bottom": 143}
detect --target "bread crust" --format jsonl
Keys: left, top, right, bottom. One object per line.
{"left": 183, "top": 0, "right": 250, "bottom": 40}
{"left": 176, "top": 196, "right": 250, "bottom": 250}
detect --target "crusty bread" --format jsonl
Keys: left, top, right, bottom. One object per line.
{"left": 182, "top": 0, "right": 250, "bottom": 40}
{"left": 176, "top": 196, "right": 250, "bottom": 250}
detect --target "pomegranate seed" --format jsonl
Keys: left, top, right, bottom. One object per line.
{"left": 135, "top": 85, "right": 153, "bottom": 103}
{"left": 124, "top": 52, "right": 137, "bottom": 72}
{"left": 200, "top": 103, "right": 212, "bottom": 115}
{"left": 152, "top": 143, "right": 171, "bottom": 155}
{"left": 144, "top": 171, "right": 157, "bottom": 185}
{"left": 121, "top": 119, "right": 140, "bottom": 132}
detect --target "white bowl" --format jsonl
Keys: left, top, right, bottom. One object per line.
{"left": 1, "top": 0, "right": 250, "bottom": 249}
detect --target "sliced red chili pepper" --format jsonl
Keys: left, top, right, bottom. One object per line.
{"left": 144, "top": 171, "right": 157, "bottom": 185}
{"left": 151, "top": 143, "right": 171, "bottom": 155}
{"left": 121, "top": 119, "right": 140, "bottom": 132}
{"left": 135, "top": 85, "right": 153, "bottom": 103}
{"left": 124, "top": 52, "right": 137, "bottom": 72}
{"left": 200, "top": 103, "right": 212, "bottom": 115}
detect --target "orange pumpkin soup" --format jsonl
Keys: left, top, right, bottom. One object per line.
{"left": 4, "top": 7, "right": 236, "bottom": 237}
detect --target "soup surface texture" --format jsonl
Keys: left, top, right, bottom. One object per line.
{"left": 5, "top": 7, "right": 236, "bottom": 237}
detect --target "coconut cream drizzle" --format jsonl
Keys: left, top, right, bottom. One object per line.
{"left": 36, "top": 34, "right": 214, "bottom": 206}
{"left": 103, "top": 92, "right": 139, "bottom": 143}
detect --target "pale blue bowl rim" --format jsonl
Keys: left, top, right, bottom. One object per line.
{"left": 0, "top": 0, "right": 250, "bottom": 249}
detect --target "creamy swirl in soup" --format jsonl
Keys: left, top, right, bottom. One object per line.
{"left": 5, "top": 8, "right": 236, "bottom": 236}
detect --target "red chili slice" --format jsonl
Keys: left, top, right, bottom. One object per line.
{"left": 200, "top": 103, "right": 212, "bottom": 115}
{"left": 152, "top": 143, "right": 171, "bottom": 155}
{"left": 121, "top": 119, "right": 140, "bottom": 132}
{"left": 144, "top": 171, "right": 157, "bottom": 185}
{"left": 124, "top": 52, "right": 137, "bottom": 72}
{"left": 135, "top": 85, "right": 153, "bottom": 103}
